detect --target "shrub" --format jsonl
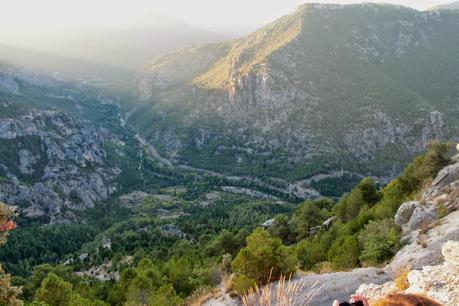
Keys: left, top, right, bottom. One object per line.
{"left": 293, "top": 201, "right": 323, "bottom": 239}
{"left": 34, "top": 273, "right": 73, "bottom": 306}
{"left": 334, "top": 178, "right": 379, "bottom": 222}
{"left": 220, "top": 253, "right": 232, "bottom": 274}
{"left": 148, "top": 284, "right": 183, "bottom": 306}
{"left": 232, "top": 229, "right": 297, "bottom": 287}
{"left": 295, "top": 239, "right": 326, "bottom": 270}
{"left": 222, "top": 274, "right": 232, "bottom": 293}
{"left": 358, "top": 219, "right": 401, "bottom": 264}
{"left": 436, "top": 202, "right": 449, "bottom": 219}
{"left": 232, "top": 274, "right": 257, "bottom": 295}
{"left": 205, "top": 229, "right": 244, "bottom": 256}
{"left": 269, "top": 214, "right": 297, "bottom": 244}
{"left": 328, "top": 236, "right": 360, "bottom": 270}
{"left": 311, "top": 261, "right": 333, "bottom": 274}
{"left": 0, "top": 203, "right": 22, "bottom": 306}
{"left": 69, "top": 294, "right": 109, "bottom": 306}
{"left": 163, "top": 256, "right": 195, "bottom": 296}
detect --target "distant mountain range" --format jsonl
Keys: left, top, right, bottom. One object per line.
{"left": 133, "top": 3, "right": 459, "bottom": 181}
{"left": 0, "top": 13, "right": 226, "bottom": 77}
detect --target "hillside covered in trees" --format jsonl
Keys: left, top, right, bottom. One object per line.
{"left": 0, "top": 141, "right": 452, "bottom": 305}
{"left": 1, "top": 2, "right": 458, "bottom": 306}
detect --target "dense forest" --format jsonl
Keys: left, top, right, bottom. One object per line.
{"left": 0, "top": 141, "right": 451, "bottom": 305}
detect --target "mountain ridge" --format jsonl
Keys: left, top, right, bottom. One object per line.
{"left": 133, "top": 3, "right": 459, "bottom": 182}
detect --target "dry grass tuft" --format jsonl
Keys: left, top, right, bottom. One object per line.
{"left": 185, "top": 286, "right": 217, "bottom": 306}
{"left": 222, "top": 273, "right": 233, "bottom": 293}
{"left": 311, "top": 261, "right": 333, "bottom": 274}
{"left": 446, "top": 187, "right": 459, "bottom": 205}
{"left": 435, "top": 201, "right": 449, "bottom": 219}
{"left": 394, "top": 270, "right": 410, "bottom": 291}
{"left": 241, "top": 275, "right": 321, "bottom": 306}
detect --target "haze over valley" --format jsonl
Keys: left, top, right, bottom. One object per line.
{"left": 0, "top": 1, "right": 458, "bottom": 306}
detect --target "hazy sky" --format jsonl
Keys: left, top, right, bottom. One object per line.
{"left": 0, "top": 0, "right": 454, "bottom": 38}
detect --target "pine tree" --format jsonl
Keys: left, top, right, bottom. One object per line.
{"left": 34, "top": 273, "right": 72, "bottom": 306}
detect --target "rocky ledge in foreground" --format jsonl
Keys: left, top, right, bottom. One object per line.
{"left": 205, "top": 157, "right": 459, "bottom": 305}
{"left": 358, "top": 240, "right": 459, "bottom": 305}
{"left": 310, "top": 157, "right": 459, "bottom": 305}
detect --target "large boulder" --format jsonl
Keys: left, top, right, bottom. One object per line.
{"left": 394, "top": 201, "right": 438, "bottom": 234}
{"left": 431, "top": 162, "right": 459, "bottom": 190}
{"left": 404, "top": 205, "right": 437, "bottom": 233}
{"left": 387, "top": 210, "right": 459, "bottom": 274}
{"left": 394, "top": 201, "right": 418, "bottom": 227}
{"left": 394, "top": 200, "right": 437, "bottom": 244}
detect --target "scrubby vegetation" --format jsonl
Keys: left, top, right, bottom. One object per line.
{"left": 0, "top": 141, "right": 450, "bottom": 305}
{"left": 2, "top": 193, "right": 292, "bottom": 305}
{"left": 295, "top": 141, "right": 449, "bottom": 271}
{"left": 231, "top": 228, "right": 297, "bottom": 293}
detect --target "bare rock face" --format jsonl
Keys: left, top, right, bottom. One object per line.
{"left": 288, "top": 268, "right": 391, "bottom": 306}
{"left": 388, "top": 158, "right": 459, "bottom": 274}
{"left": 355, "top": 281, "right": 395, "bottom": 304}
{"left": 431, "top": 162, "right": 459, "bottom": 190}
{"left": 389, "top": 210, "right": 459, "bottom": 274}
{"left": 442, "top": 240, "right": 459, "bottom": 264}
{"left": 405, "top": 241, "right": 459, "bottom": 304}
{"left": 0, "top": 108, "right": 120, "bottom": 223}
{"left": 203, "top": 268, "right": 391, "bottom": 306}
{"left": 18, "top": 149, "right": 38, "bottom": 175}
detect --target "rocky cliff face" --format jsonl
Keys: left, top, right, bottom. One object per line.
{"left": 388, "top": 158, "right": 459, "bottom": 273}
{"left": 134, "top": 3, "right": 459, "bottom": 181}
{"left": 0, "top": 103, "right": 121, "bottom": 223}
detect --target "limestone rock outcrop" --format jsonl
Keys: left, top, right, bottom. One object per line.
{"left": 0, "top": 106, "right": 121, "bottom": 223}
{"left": 388, "top": 158, "right": 459, "bottom": 274}
{"left": 357, "top": 240, "right": 459, "bottom": 305}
